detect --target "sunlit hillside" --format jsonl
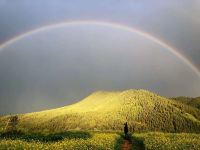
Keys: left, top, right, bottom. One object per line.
{"left": 1, "top": 89, "right": 200, "bottom": 133}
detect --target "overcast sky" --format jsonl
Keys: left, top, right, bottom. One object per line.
{"left": 0, "top": 0, "right": 200, "bottom": 114}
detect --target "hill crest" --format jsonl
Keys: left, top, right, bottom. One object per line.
{"left": 0, "top": 89, "right": 200, "bottom": 133}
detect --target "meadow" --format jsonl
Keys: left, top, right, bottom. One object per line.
{"left": 0, "top": 130, "right": 121, "bottom": 150}
{"left": 132, "top": 132, "right": 200, "bottom": 150}
{"left": 0, "top": 130, "right": 200, "bottom": 149}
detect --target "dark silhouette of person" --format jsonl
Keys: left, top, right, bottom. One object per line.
{"left": 124, "top": 122, "right": 128, "bottom": 138}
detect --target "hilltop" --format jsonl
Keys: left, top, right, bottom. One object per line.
{"left": 0, "top": 89, "right": 200, "bottom": 133}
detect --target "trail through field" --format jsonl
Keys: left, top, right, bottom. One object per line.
{"left": 121, "top": 139, "right": 132, "bottom": 150}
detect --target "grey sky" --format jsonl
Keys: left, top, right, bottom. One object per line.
{"left": 0, "top": 0, "right": 200, "bottom": 114}
{"left": 0, "top": 0, "right": 200, "bottom": 68}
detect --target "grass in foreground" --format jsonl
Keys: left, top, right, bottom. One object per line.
{"left": 0, "top": 130, "right": 91, "bottom": 142}
{"left": 0, "top": 131, "right": 119, "bottom": 150}
{"left": 1, "top": 130, "right": 200, "bottom": 150}
{"left": 133, "top": 132, "right": 200, "bottom": 150}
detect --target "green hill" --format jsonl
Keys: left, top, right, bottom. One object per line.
{"left": 171, "top": 96, "right": 200, "bottom": 110}
{"left": 1, "top": 89, "right": 200, "bottom": 133}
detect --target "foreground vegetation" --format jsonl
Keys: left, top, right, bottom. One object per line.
{"left": 0, "top": 131, "right": 120, "bottom": 150}
{"left": 133, "top": 132, "right": 200, "bottom": 150}
{"left": 0, "top": 131, "right": 200, "bottom": 150}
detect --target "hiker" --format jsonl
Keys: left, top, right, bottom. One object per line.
{"left": 124, "top": 122, "right": 128, "bottom": 138}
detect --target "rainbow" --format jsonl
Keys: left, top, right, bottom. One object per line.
{"left": 0, "top": 20, "right": 200, "bottom": 77}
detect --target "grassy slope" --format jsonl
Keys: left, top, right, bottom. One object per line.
{"left": 171, "top": 96, "right": 200, "bottom": 110}
{"left": 1, "top": 89, "right": 200, "bottom": 133}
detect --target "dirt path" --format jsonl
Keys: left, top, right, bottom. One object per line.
{"left": 121, "top": 139, "right": 132, "bottom": 150}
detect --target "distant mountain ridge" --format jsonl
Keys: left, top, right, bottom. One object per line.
{"left": 171, "top": 96, "right": 200, "bottom": 110}
{"left": 0, "top": 89, "right": 200, "bottom": 133}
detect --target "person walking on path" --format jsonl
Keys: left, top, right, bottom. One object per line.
{"left": 124, "top": 122, "right": 128, "bottom": 139}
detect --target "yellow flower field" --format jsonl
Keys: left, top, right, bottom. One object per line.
{"left": 133, "top": 132, "right": 200, "bottom": 150}
{"left": 0, "top": 132, "right": 119, "bottom": 150}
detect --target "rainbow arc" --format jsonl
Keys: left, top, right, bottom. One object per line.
{"left": 0, "top": 20, "right": 199, "bottom": 77}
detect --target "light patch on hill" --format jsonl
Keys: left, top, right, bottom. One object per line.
{"left": 0, "top": 89, "right": 200, "bottom": 133}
